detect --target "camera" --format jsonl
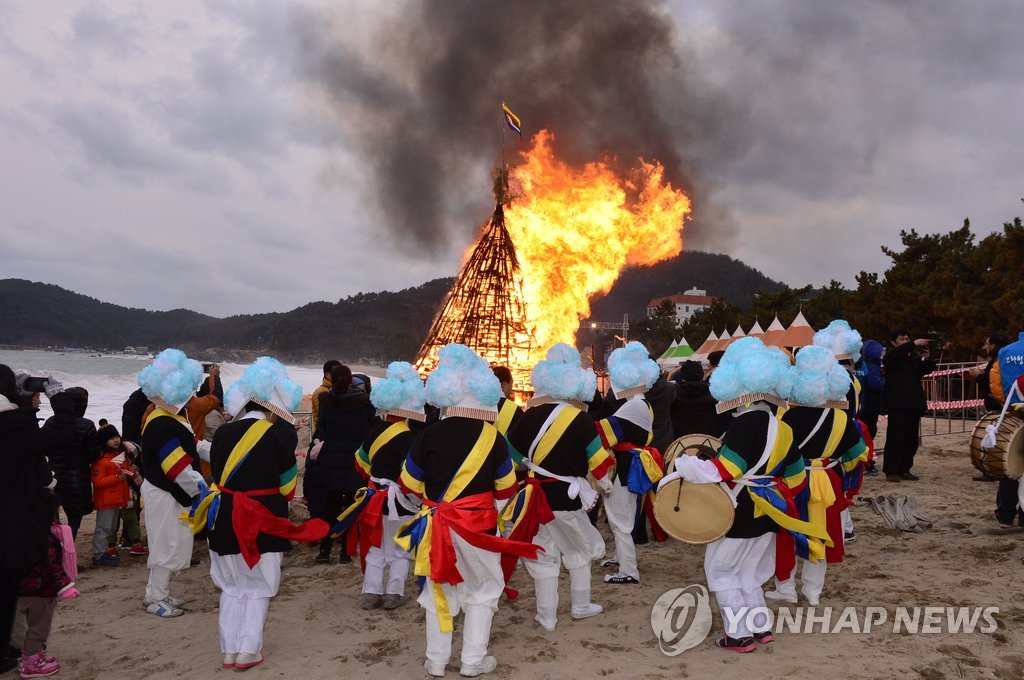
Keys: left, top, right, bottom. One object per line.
{"left": 202, "top": 363, "right": 218, "bottom": 374}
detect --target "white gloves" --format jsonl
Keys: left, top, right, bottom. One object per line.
{"left": 309, "top": 439, "right": 324, "bottom": 461}
{"left": 596, "top": 476, "right": 614, "bottom": 494}
{"left": 675, "top": 454, "right": 724, "bottom": 484}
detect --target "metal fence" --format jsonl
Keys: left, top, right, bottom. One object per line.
{"left": 920, "top": 361, "right": 987, "bottom": 438}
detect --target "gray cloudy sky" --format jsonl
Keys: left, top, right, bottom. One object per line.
{"left": 1, "top": 1, "right": 1020, "bottom": 317}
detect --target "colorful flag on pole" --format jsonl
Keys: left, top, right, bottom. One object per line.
{"left": 502, "top": 102, "right": 522, "bottom": 139}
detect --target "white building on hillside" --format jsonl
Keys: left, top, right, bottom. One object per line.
{"left": 646, "top": 287, "right": 717, "bottom": 325}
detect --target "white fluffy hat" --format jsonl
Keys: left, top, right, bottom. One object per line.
{"left": 784, "top": 346, "right": 851, "bottom": 408}
{"left": 608, "top": 341, "right": 659, "bottom": 399}
{"left": 709, "top": 337, "right": 791, "bottom": 412}
{"left": 138, "top": 348, "right": 203, "bottom": 413}
{"left": 530, "top": 343, "right": 598, "bottom": 404}
{"left": 371, "top": 361, "right": 427, "bottom": 422}
{"left": 813, "top": 320, "right": 863, "bottom": 363}
{"left": 224, "top": 357, "right": 302, "bottom": 424}
{"left": 425, "top": 344, "right": 502, "bottom": 420}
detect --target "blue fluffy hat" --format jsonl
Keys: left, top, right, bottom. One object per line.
{"left": 531, "top": 343, "right": 598, "bottom": 404}
{"left": 784, "top": 346, "right": 851, "bottom": 408}
{"left": 709, "top": 337, "right": 791, "bottom": 411}
{"left": 608, "top": 341, "right": 659, "bottom": 398}
{"left": 224, "top": 357, "right": 303, "bottom": 424}
{"left": 812, "top": 320, "right": 863, "bottom": 363}
{"left": 138, "top": 348, "right": 203, "bottom": 412}
{"left": 371, "top": 361, "right": 427, "bottom": 421}
{"left": 425, "top": 344, "right": 502, "bottom": 417}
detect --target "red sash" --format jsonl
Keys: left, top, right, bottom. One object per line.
{"left": 221, "top": 487, "right": 329, "bottom": 568}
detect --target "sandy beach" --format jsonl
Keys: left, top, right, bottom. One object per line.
{"left": 36, "top": 427, "right": 1024, "bottom": 680}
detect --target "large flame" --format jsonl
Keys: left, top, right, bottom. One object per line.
{"left": 505, "top": 130, "right": 691, "bottom": 352}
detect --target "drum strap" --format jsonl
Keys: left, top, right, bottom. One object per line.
{"left": 797, "top": 410, "right": 831, "bottom": 451}
{"left": 983, "top": 382, "right": 1024, "bottom": 450}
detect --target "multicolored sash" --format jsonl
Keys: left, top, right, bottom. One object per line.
{"left": 185, "top": 419, "right": 328, "bottom": 567}
{"left": 394, "top": 423, "right": 541, "bottom": 633}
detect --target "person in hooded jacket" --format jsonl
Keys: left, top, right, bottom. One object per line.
{"left": 855, "top": 340, "right": 886, "bottom": 439}
{"left": 670, "top": 360, "right": 718, "bottom": 437}
{"left": 307, "top": 364, "right": 376, "bottom": 564}
{"left": 43, "top": 386, "right": 100, "bottom": 538}
{"left": 0, "top": 365, "right": 72, "bottom": 675}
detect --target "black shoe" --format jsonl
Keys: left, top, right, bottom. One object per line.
{"left": 315, "top": 549, "right": 331, "bottom": 565}
{"left": 338, "top": 553, "right": 352, "bottom": 565}
{"left": 972, "top": 474, "right": 998, "bottom": 482}
{"left": 0, "top": 656, "right": 17, "bottom": 674}
{"left": 900, "top": 472, "right": 919, "bottom": 481}
{"left": 885, "top": 474, "right": 902, "bottom": 483}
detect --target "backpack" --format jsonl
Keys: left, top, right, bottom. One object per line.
{"left": 50, "top": 523, "right": 78, "bottom": 582}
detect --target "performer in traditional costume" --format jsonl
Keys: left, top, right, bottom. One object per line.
{"left": 190, "top": 357, "right": 329, "bottom": 670}
{"left": 765, "top": 346, "right": 868, "bottom": 606}
{"left": 335, "top": 361, "right": 425, "bottom": 611}
{"left": 594, "top": 341, "right": 663, "bottom": 585}
{"left": 812, "top": 320, "right": 870, "bottom": 542}
{"left": 138, "top": 349, "right": 209, "bottom": 618}
{"left": 492, "top": 366, "right": 523, "bottom": 437}
{"left": 397, "top": 344, "right": 541, "bottom": 678}
{"left": 670, "top": 338, "right": 825, "bottom": 652}
{"left": 502, "top": 343, "right": 614, "bottom": 631}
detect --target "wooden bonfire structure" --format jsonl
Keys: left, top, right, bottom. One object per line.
{"left": 413, "top": 176, "right": 538, "bottom": 395}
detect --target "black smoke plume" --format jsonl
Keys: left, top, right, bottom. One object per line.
{"left": 295, "top": 0, "right": 743, "bottom": 252}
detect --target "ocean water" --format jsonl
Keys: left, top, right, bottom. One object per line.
{"left": 0, "top": 349, "right": 380, "bottom": 427}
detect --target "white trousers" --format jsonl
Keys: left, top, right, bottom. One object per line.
{"left": 142, "top": 481, "right": 193, "bottom": 602}
{"left": 362, "top": 516, "right": 412, "bottom": 596}
{"left": 418, "top": 531, "right": 503, "bottom": 668}
{"left": 522, "top": 509, "right": 606, "bottom": 629}
{"left": 771, "top": 558, "right": 827, "bottom": 604}
{"left": 603, "top": 479, "right": 639, "bottom": 579}
{"left": 209, "top": 551, "right": 283, "bottom": 655}
{"left": 841, "top": 508, "right": 854, "bottom": 534}
{"left": 704, "top": 533, "right": 775, "bottom": 638}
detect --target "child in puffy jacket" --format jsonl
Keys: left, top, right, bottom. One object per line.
{"left": 91, "top": 422, "right": 133, "bottom": 567}
{"left": 96, "top": 421, "right": 148, "bottom": 557}
{"left": 18, "top": 491, "right": 78, "bottom": 679}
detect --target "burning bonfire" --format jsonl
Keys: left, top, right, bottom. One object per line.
{"left": 414, "top": 131, "right": 691, "bottom": 396}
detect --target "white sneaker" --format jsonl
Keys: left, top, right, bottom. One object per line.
{"left": 143, "top": 595, "right": 184, "bottom": 609}
{"left": 764, "top": 590, "right": 798, "bottom": 604}
{"left": 600, "top": 559, "right": 619, "bottom": 569}
{"left": 145, "top": 598, "right": 184, "bottom": 618}
{"left": 424, "top": 660, "right": 447, "bottom": 677}
{"left": 571, "top": 603, "right": 603, "bottom": 620}
{"left": 534, "top": 614, "right": 556, "bottom": 632}
{"left": 460, "top": 655, "right": 497, "bottom": 677}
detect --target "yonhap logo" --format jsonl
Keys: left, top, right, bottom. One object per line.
{"left": 650, "top": 585, "right": 713, "bottom": 655}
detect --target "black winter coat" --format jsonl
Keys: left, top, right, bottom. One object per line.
{"left": 882, "top": 341, "right": 936, "bottom": 415}
{"left": 670, "top": 379, "right": 719, "bottom": 437}
{"left": 0, "top": 392, "right": 73, "bottom": 570}
{"left": 308, "top": 388, "right": 376, "bottom": 495}
{"left": 121, "top": 388, "right": 150, "bottom": 445}
{"left": 43, "top": 388, "right": 99, "bottom": 516}
{"left": 645, "top": 377, "right": 676, "bottom": 454}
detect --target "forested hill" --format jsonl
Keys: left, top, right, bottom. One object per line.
{"left": 1, "top": 250, "right": 784, "bottom": 362}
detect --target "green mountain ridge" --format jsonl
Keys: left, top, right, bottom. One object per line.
{"left": 0, "top": 250, "right": 784, "bottom": 362}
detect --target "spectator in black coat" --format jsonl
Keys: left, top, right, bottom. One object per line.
{"left": 671, "top": 360, "right": 718, "bottom": 437}
{"left": 645, "top": 374, "right": 676, "bottom": 454}
{"left": 306, "top": 365, "right": 376, "bottom": 564}
{"left": 120, "top": 387, "right": 150, "bottom": 447}
{"left": 881, "top": 331, "right": 935, "bottom": 482}
{"left": 0, "top": 366, "right": 73, "bottom": 675}
{"left": 43, "top": 387, "right": 100, "bottom": 537}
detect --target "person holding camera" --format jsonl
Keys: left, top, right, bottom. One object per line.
{"left": 0, "top": 366, "right": 72, "bottom": 675}
{"left": 881, "top": 331, "right": 936, "bottom": 482}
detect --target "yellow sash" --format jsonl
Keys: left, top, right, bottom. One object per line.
{"left": 496, "top": 399, "right": 518, "bottom": 435}
{"left": 369, "top": 421, "right": 410, "bottom": 465}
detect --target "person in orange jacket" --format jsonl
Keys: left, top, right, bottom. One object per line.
{"left": 91, "top": 424, "right": 132, "bottom": 566}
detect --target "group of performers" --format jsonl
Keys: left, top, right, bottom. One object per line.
{"left": 128, "top": 317, "right": 875, "bottom": 674}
